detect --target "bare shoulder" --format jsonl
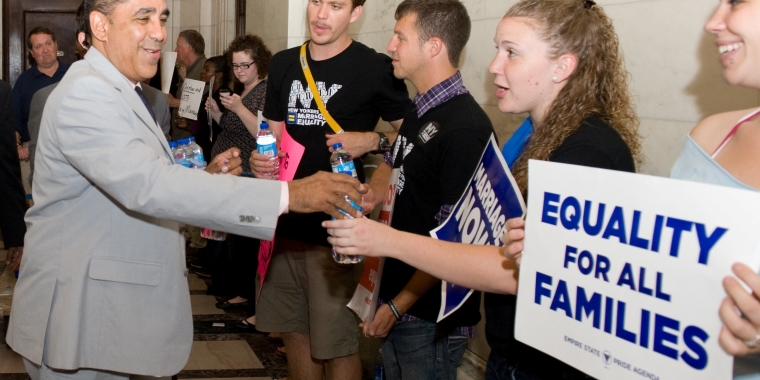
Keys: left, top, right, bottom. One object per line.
{"left": 690, "top": 108, "right": 758, "bottom": 152}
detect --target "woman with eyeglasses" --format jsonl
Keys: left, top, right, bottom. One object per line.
{"left": 207, "top": 34, "right": 271, "bottom": 175}
{"left": 206, "top": 34, "right": 272, "bottom": 329}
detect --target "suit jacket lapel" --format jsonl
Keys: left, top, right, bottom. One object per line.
{"left": 84, "top": 48, "right": 173, "bottom": 161}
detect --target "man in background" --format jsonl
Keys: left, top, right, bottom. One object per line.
{"left": 168, "top": 29, "right": 207, "bottom": 141}
{"left": 12, "top": 27, "right": 70, "bottom": 162}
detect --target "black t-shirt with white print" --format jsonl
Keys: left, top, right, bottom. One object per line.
{"left": 264, "top": 40, "right": 411, "bottom": 246}
{"left": 378, "top": 93, "right": 493, "bottom": 328}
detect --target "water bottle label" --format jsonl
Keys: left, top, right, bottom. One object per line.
{"left": 332, "top": 162, "right": 357, "bottom": 178}
{"left": 258, "top": 142, "right": 277, "bottom": 157}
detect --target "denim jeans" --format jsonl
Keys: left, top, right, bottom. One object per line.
{"left": 382, "top": 319, "right": 468, "bottom": 380}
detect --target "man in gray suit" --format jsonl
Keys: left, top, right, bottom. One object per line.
{"left": 6, "top": 0, "right": 364, "bottom": 378}
{"left": 28, "top": 3, "right": 171, "bottom": 185}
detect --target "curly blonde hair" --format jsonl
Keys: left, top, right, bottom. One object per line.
{"left": 506, "top": 0, "right": 642, "bottom": 197}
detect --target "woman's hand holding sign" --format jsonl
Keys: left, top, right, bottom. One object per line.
{"left": 719, "top": 263, "right": 760, "bottom": 356}
{"left": 500, "top": 217, "right": 526, "bottom": 267}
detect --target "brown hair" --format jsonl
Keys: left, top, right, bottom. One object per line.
{"left": 506, "top": 0, "right": 642, "bottom": 197}
{"left": 227, "top": 34, "right": 272, "bottom": 80}
{"left": 352, "top": 0, "right": 367, "bottom": 8}
{"left": 395, "top": 0, "right": 471, "bottom": 67}
{"left": 27, "top": 27, "right": 57, "bottom": 50}
{"left": 178, "top": 30, "right": 205, "bottom": 56}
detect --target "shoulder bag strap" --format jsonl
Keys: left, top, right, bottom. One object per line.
{"left": 300, "top": 42, "right": 344, "bottom": 134}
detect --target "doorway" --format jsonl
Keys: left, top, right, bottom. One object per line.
{"left": 3, "top": 0, "right": 81, "bottom": 86}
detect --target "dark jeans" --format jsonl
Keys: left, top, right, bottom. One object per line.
{"left": 382, "top": 319, "right": 468, "bottom": 380}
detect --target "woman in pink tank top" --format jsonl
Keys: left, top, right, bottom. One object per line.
{"left": 689, "top": 0, "right": 760, "bottom": 366}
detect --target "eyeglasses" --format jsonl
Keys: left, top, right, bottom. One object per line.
{"left": 232, "top": 62, "right": 255, "bottom": 70}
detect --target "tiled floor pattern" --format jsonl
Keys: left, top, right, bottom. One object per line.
{"left": 0, "top": 249, "right": 482, "bottom": 380}
{"left": 0, "top": 249, "right": 288, "bottom": 380}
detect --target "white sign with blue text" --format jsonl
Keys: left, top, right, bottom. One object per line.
{"left": 431, "top": 135, "right": 525, "bottom": 321}
{"left": 515, "top": 160, "right": 760, "bottom": 380}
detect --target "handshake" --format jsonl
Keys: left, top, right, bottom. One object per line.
{"left": 208, "top": 147, "right": 365, "bottom": 219}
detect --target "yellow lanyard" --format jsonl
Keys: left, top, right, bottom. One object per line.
{"left": 300, "top": 42, "right": 344, "bottom": 134}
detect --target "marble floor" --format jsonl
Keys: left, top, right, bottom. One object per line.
{"left": 0, "top": 249, "right": 287, "bottom": 380}
{"left": 0, "top": 249, "right": 481, "bottom": 380}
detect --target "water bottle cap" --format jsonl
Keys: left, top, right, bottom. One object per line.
{"left": 168, "top": 141, "right": 178, "bottom": 148}
{"left": 177, "top": 138, "right": 188, "bottom": 145}
{"left": 188, "top": 137, "right": 195, "bottom": 142}
{"left": 332, "top": 143, "right": 342, "bottom": 149}
{"left": 260, "top": 121, "right": 269, "bottom": 129}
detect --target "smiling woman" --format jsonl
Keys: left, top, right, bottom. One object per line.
{"left": 666, "top": 0, "right": 760, "bottom": 378}
{"left": 88, "top": 0, "right": 170, "bottom": 83}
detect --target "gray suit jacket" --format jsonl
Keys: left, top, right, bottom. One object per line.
{"left": 27, "top": 83, "right": 55, "bottom": 185}
{"left": 7, "top": 47, "right": 281, "bottom": 375}
{"left": 28, "top": 81, "right": 171, "bottom": 185}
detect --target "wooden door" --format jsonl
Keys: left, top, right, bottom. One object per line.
{"left": 3, "top": 0, "right": 81, "bottom": 86}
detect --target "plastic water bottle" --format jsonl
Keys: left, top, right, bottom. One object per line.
{"left": 256, "top": 121, "right": 279, "bottom": 179}
{"left": 330, "top": 143, "right": 363, "bottom": 264}
{"left": 187, "top": 137, "right": 206, "bottom": 168}
{"left": 174, "top": 139, "right": 191, "bottom": 167}
{"left": 172, "top": 139, "right": 223, "bottom": 241}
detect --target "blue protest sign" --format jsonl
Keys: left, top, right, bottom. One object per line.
{"left": 431, "top": 135, "right": 526, "bottom": 321}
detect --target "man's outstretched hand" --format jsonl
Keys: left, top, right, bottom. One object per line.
{"left": 288, "top": 171, "right": 366, "bottom": 219}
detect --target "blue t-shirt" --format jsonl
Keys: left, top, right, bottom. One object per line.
{"left": 501, "top": 117, "right": 533, "bottom": 168}
{"left": 12, "top": 60, "right": 70, "bottom": 141}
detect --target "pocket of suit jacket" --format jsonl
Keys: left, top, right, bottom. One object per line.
{"left": 89, "top": 257, "right": 161, "bottom": 286}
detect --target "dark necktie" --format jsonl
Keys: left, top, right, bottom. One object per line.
{"left": 134, "top": 86, "right": 157, "bottom": 123}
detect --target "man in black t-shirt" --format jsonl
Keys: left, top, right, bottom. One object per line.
{"left": 359, "top": 1, "right": 492, "bottom": 379}
{"left": 250, "top": 0, "right": 410, "bottom": 378}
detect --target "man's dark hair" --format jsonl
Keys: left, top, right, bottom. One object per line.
{"left": 178, "top": 30, "right": 205, "bottom": 56}
{"left": 86, "top": 0, "right": 129, "bottom": 18}
{"left": 76, "top": 2, "right": 91, "bottom": 49}
{"left": 27, "top": 27, "right": 57, "bottom": 50}
{"left": 395, "top": 0, "right": 471, "bottom": 67}
{"left": 227, "top": 34, "right": 272, "bottom": 80}
{"left": 76, "top": 2, "right": 88, "bottom": 34}
{"left": 352, "top": 0, "right": 366, "bottom": 8}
